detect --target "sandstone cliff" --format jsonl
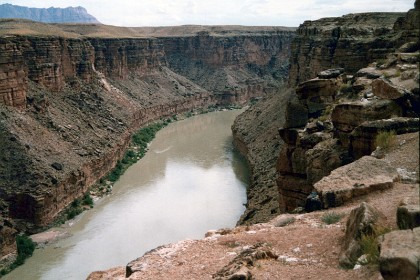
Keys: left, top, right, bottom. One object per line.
{"left": 288, "top": 12, "right": 405, "bottom": 86}
{"left": 232, "top": 3, "right": 419, "bottom": 225}
{"left": 0, "top": 22, "right": 294, "bottom": 259}
{"left": 276, "top": 3, "right": 419, "bottom": 213}
{"left": 89, "top": 3, "right": 419, "bottom": 279}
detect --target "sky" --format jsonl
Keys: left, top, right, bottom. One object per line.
{"left": 0, "top": 0, "right": 415, "bottom": 27}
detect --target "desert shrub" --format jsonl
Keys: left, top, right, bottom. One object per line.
{"left": 321, "top": 212, "right": 343, "bottom": 224}
{"left": 375, "top": 130, "right": 396, "bottom": 150}
{"left": 66, "top": 207, "right": 83, "bottom": 220}
{"left": 71, "top": 198, "right": 80, "bottom": 208}
{"left": 1, "top": 234, "right": 37, "bottom": 274}
{"left": 360, "top": 226, "right": 391, "bottom": 265}
{"left": 16, "top": 235, "right": 35, "bottom": 260}
{"left": 13, "top": 234, "right": 36, "bottom": 267}
{"left": 82, "top": 194, "right": 93, "bottom": 207}
{"left": 339, "top": 82, "right": 352, "bottom": 94}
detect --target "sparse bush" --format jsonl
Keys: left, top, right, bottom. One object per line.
{"left": 66, "top": 207, "right": 83, "bottom": 220}
{"left": 16, "top": 235, "right": 35, "bottom": 260}
{"left": 82, "top": 194, "right": 94, "bottom": 207}
{"left": 376, "top": 59, "right": 387, "bottom": 68}
{"left": 321, "top": 212, "right": 343, "bottom": 225}
{"left": 339, "top": 82, "right": 352, "bottom": 94}
{"left": 375, "top": 130, "right": 396, "bottom": 150}
{"left": 1, "top": 234, "right": 36, "bottom": 275}
{"left": 360, "top": 226, "right": 391, "bottom": 265}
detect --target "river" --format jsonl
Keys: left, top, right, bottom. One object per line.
{"left": 5, "top": 109, "right": 249, "bottom": 280}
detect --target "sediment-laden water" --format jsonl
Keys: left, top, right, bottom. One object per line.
{"left": 5, "top": 109, "right": 249, "bottom": 280}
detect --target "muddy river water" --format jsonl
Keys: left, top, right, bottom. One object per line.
{"left": 5, "top": 109, "right": 249, "bottom": 280}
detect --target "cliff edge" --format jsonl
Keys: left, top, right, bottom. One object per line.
{"left": 87, "top": 2, "right": 420, "bottom": 279}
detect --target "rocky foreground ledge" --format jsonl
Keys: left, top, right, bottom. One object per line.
{"left": 88, "top": 132, "right": 419, "bottom": 280}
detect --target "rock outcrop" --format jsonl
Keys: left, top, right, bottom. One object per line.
{"left": 0, "top": 4, "right": 100, "bottom": 24}
{"left": 86, "top": 2, "right": 420, "bottom": 279}
{"left": 379, "top": 228, "right": 420, "bottom": 280}
{"left": 288, "top": 12, "right": 406, "bottom": 86}
{"left": 314, "top": 156, "right": 399, "bottom": 209}
{"left": 397, "top": 204, "right": 420, "bottom": 230}
{"left": 0, "top": 39, "right": 27, "bottom": 108}
{"left": 274, "top": 2, "right": 419, "bottom": 212}
{"left": 339, "top": 202, "right": 386, "bottom": 268}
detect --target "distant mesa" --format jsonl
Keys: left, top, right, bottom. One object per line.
{"left": 0, "top": 3, "right": 100, "bottom": 24}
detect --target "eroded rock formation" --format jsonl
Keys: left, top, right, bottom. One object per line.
{"left": 0, "top": 22, "right": 295, "bottom": 258}
{"left": 274, "top": 3, "right": 419, "bottom": 213}
{"left": 288, "top": 12, "right": 406, "bottom": 86}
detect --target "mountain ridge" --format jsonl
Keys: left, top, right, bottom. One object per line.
{"left": 0, "top": 3, "right": 100, "bottom": 24}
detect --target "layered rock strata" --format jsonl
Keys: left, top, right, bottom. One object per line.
{"left": 0, "top": 23, "right": 295, "bottom": 258}
{"left": 275, "top": 3, "right": 419, "bottom": 212}
{"left": 289, "top": 12, "right": 408, "bottom": 86}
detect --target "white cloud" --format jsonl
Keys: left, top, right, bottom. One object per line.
{"left": 0, "top": 0, "right": 415, "bottom": 26}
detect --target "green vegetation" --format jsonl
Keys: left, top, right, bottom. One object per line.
{"left": 360, "top": 226, "right": 391, "bottom": 265}
{"left": 321, "top": 211, "right": 343, "bottom": 225}
{"left": 104, "top": 121, "right": 167, "bottom": 184}
{"left": 319, "top": 105, "right": 333, "bottom": 122}
{"left": 1, "top": 235, "right": 36, "bottom": 275}
{"left": 375, "top": 130, "right": 396, "bottom": 151}
{"left": 339, "top": 82, "right": 352, "bottom": 94}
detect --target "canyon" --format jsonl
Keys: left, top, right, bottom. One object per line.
{"left": 88, "top": 2, "right": 418, "bottom": 278}
{"left": 0, "top": 21, "right": 295, "bottom": 262}
{"left": 0, "top": 1, "right": 419, "bottom": 278}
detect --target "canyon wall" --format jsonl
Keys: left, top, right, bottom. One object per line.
{"left": 277, "top": 4, "right": 419, "bottom": 212}
{"left": 288, "top": 12, "right": 405, "bottom": 86}
{"left": 233, "top": 3, "right": 419, "bottom": 224}
{"left": 162, "top": 31, "right": 295, "bottom": 105}
{"left": 0, "top": 23, "right": 294, "bottom": 257}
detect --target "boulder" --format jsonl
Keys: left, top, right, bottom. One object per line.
{"left": 283, "top": 94, "right": 308, "bottom": 129}
{"left": 296, "top": 78, "right": 341, "bottom": 117}
{"left": 299, "top": 131, "right": 331, "bottom": 149}
{"left": 317, "top": 68, "right": 344, "bottom": 79}
{"left": 296, "top": 78, "right": 340, "bottom": 100}
{"left": 355, "top": 67, "right": 382, "bottom": 79}
{"left": 350, "top": 117, "right": 419, "bottom": 159}
{"left": 277, "top": 175, "right": 313, "bottom": 212}
{"left": 397, "top": 204, "right": 420, "bottom": 230}
{"left": 339, "top": 202, "right": 386, "bottom": 268}
{"left": 372, "top": 78, "right": 408, "bottom": 100}
{"left": 379, "top": 228, "right": 420, "bottom": 280}
{"left": 314, "top": 156, "right": 399, "bottom": 209}
{"left": 352, "top": 77, "right": 372, "bottom": 93}
{"left": 305, "top": 138, "right": 351, "bottom": 185}
{"left": 305, "top": 192, "right": 322, "bottom": 212}
{"left": 51, "top": 162, "right": 63, "bottom": 171}
{"left": 271, "top": 214, "right": 296, "bottom": 227}
{"left": 278, "top": 128, "right": 300, "bottom": 145}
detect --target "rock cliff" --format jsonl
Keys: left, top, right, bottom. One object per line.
{"left": 0, "top": 4, "right": 100, "bottom": 24}
{"left": 288, "top": 12, "right": 405, "bottom": 86}
{"left": 0, "top": 21, "right": 294, "bottom": 259}
{"left": 277, "top": 3, "right": 419, "bottom": 212}
{"left": 233, "top": 3, "right": 419, "bottom": 224}
{"left": 89, "top": 2, "right": 419, "bottom": 279}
